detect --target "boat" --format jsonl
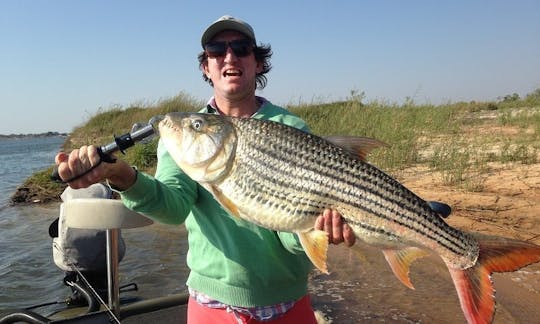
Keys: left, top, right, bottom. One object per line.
{"left": 0, "top": 193, "right": 189, "bottom": 324}
{"left": 0, "top": 293, "right": 189, "bottom": 324}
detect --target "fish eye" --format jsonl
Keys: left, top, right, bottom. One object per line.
{"left": 192, "top": 119, "right": 204, "bottom": 131}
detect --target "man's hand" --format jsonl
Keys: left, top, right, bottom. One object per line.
{"left": 55, "top": 145, "right": 102, "bottom": 188}
{"left": 55, "top": 145, "right": 136, "bottom": 190}
{"left": 315, "top": 209, "right": 356, "bottom": 247}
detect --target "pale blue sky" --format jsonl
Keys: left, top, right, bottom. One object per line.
{"left": 1, "top": 1, "right": 539, "bottom": 134}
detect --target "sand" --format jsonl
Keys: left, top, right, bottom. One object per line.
{"left": 311, "top": 159, "right": 540, "bottom": 323}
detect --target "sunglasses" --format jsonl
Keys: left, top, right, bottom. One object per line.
{"left": 204, "top": 39, "right": 255, "bottom": 58}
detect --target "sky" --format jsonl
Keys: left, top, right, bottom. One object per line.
{"left": 1, "top": 1, "right": 539, "bottom": 134}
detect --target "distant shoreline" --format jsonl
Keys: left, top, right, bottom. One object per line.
{"left": 0, "top": 132, "right": 68, "bottom": 139}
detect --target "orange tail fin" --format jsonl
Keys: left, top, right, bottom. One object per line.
{"left": 447, "top": 235, "right": 540, "bottom": 324}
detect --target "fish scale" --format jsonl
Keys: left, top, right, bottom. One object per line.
{"left": 159, "top": 112, "right": 540, "bottom": 324}
{"left": 220, "top": 117, "right": 478, "bottom": 264}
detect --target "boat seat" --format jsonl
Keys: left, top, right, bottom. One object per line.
{"left": 62, "top": 198, "right": 153, "bottom": 230}
{"left": 61, "top": 197, "right": 152, "bottom": 317}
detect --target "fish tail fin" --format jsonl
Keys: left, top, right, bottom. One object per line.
{"left": 447, "top": 235, "right": 540, "bottom": 324}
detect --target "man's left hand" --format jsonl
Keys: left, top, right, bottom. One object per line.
{"left": 315, "top": 209, "right": 356, "bottom": 247}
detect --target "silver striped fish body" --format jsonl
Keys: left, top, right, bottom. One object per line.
{"left": 160, "top": 112, "right": 479, "bottom": 270}
{"left": 224, "top": 117, "right": 479, "bottom": 269}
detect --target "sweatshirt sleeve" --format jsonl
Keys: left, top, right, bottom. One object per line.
{"left": 276, "top": 231, "right": 306, "bottom": 254}
{"left": 120, "top": 139, "right": 198, "bottom": 224}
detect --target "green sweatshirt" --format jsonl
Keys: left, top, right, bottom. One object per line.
{"left": 120, "top": 100, "right": 313, "bottom": 307}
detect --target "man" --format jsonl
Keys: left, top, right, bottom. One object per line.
{"left": 56, "top": 15, "right": 355, "bottom": 323}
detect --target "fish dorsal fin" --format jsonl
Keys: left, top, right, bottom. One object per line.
{"left": 382, "top": 247, "right": 429, "bottom": 290}
{"left": 324, "top": 136, "right": 388, "bottom": 161}
{"left": 297, "top": 230, "right": 330, "bottom": 274}
{"left": 208, "top": 185, "right": 242, "bottom": 219}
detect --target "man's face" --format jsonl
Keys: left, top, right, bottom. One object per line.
{"left": 203, "top": 31, "right": 262, "bottom": 101}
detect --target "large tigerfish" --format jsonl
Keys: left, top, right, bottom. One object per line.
{"left": 158, "top": 112, "right": 540, "bottom": 324}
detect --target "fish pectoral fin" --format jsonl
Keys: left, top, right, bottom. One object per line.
{"left": 209, "top": 185, "right": 241, "bottom": 219}
{"left": 324, "top": 136, "right": 388, "bottom": 161}
{"left": 383, "top": 247, "right": 429, "bottom": 290}
{"left": 298, "top": 230, "right": 329, "bottom": 274}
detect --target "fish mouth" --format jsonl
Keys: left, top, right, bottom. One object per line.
{"left": 158, "top": 114, "right": 185, "bottom": 136}
{"left": 149, "top": 115, "right": 165, "bottom": 125}
{"left": 148, "top": 115, "right": 166, "bottom": 135}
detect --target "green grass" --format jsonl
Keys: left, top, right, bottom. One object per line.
{"left": 16, "top": 89, "right": 540, "bottom": 204}
{"left": 64, "top": 92, "right": 203, "bottom": 160}
{"left": 289, "top": 95, "right": 539, "bottom": 189}
{"left": 12, "top": 166, "right": 66, "bottom": 204}
{"left": 68, "top": 92, "right": 540, "bottom": 185}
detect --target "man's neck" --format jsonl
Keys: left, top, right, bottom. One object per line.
{"left": 213, "top": 95, "right": 259, "bottom": 118}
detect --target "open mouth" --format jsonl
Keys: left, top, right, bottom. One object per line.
{"left": 223, "top": 69, "right": 242, "bottom": 77}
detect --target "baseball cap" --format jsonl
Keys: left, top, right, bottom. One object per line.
{"left": 201, "top": 15, "right": 256, "bottom": 48}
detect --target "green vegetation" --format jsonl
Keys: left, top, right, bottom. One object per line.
{"left": 11, "top": 166, "right": 66, "bottom": 204}
{"left": 292, "top": 90, "right": 539, "bottom": 187}
{"left": 13, "top": 89, "right": 540, "bottom": 204}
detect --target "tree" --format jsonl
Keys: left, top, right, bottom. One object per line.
{"left": 502, "top": 93, "right": 520, "bottom": 102}
{"left": 525, "top": 88, "right": 540, "bottom": 101}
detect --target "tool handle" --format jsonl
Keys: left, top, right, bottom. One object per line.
{"left": 50, "top": 124, "right": 155, "bottom": 182}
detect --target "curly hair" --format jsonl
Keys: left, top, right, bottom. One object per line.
{"left": 198, "top": 43, "right": 273, "bottom": 89}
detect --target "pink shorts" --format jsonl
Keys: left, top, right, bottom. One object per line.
{"left": 187, "top": 295, "right": 318, "bottom": 324}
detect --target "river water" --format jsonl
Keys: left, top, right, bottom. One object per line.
{"left": 0, "top": 136, "right": 190, "bottom": 311}
{"left": 0, "top": 137, "right": 539, "bottom": 323}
